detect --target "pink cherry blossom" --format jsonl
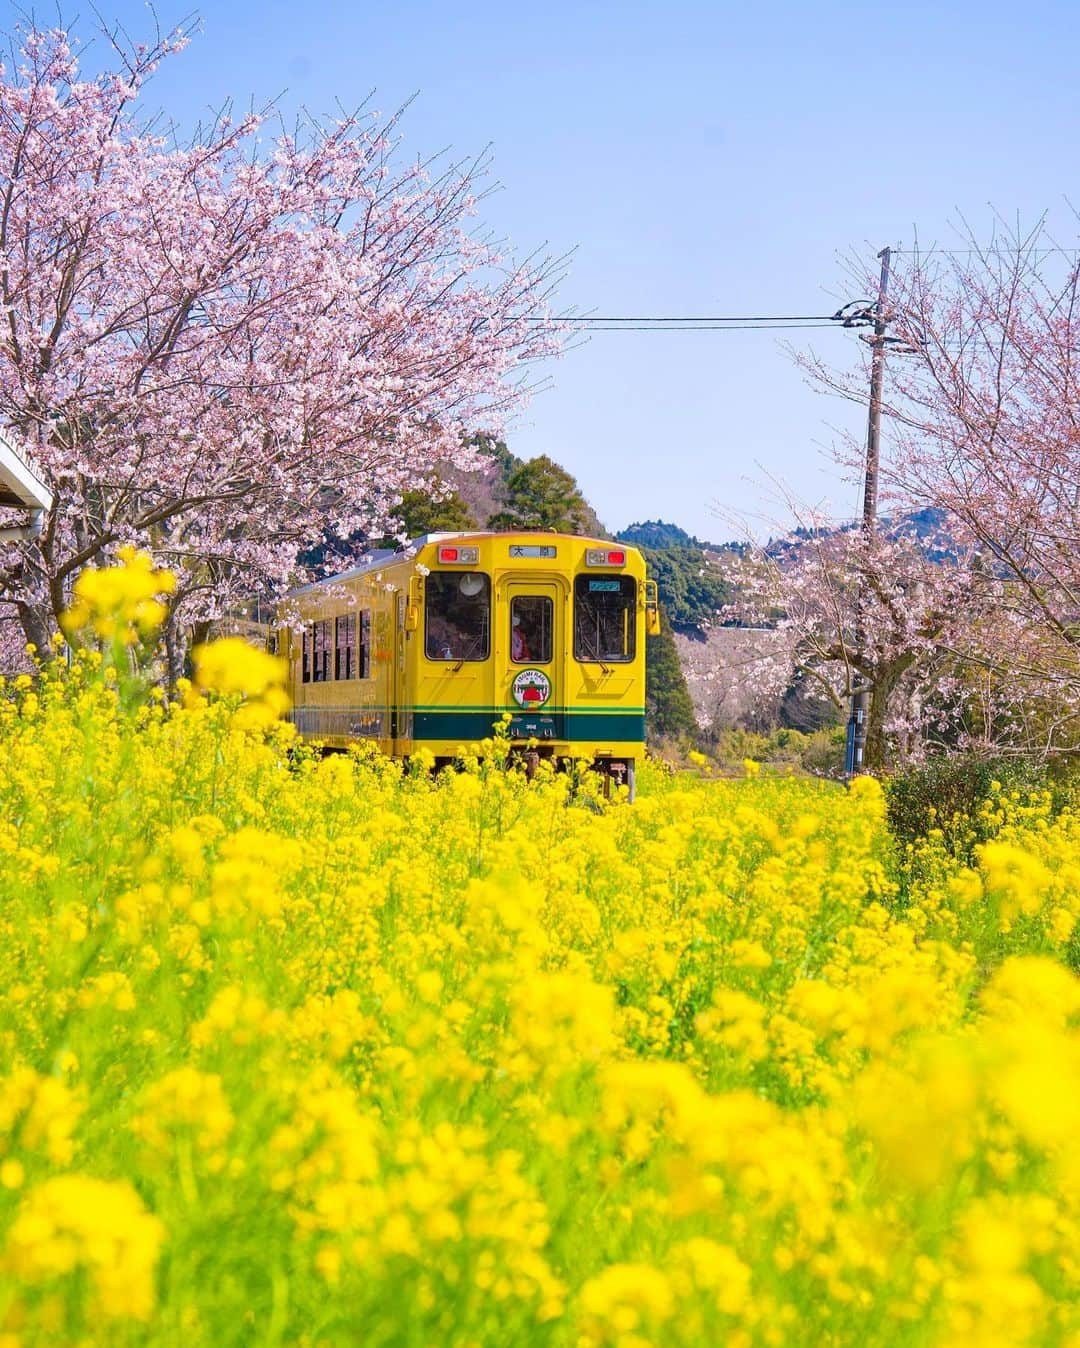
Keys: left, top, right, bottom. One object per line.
{"left": 0, "top": 22, "right": 562, "bottom": 670}
{"left": 731, "top": 510, "right": 1061, "bottom": 767}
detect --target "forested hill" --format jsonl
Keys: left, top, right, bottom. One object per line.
{"left": 762, "top": 506, "right": 955, "bottom": 566}
{"left": 617, "top": 520, "right": 699, "bottom": 550}
{"left": 618, "top": 518, "right": 747, "bottom": 554}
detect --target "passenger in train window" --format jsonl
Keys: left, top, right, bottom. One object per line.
{"left": 427, "top": 616, "right": 456, "bottom": 660}
{"left": 511, "top": 612, "right": 532, "bottom": 662}
{"left": 511, "top": 596, "right": 551, "bottom": 663}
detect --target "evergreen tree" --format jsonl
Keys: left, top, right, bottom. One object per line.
{"left": 646, "top": 612, "right": 699, "bottom": 741}
{"left": 466, "top": 431, "right": 520, "bottom": 478}
{"left": 619, "top": 519, "right": 698, "bottom": 550}
{"left": 391, "top": 486, "right": 478, "bottom": 539}
{"left": 487, "top": 455, "right": 593, "bottom": 533}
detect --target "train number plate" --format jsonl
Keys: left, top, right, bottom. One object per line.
{"left": 508, "top": 713, "right": 560, "bottom": 740}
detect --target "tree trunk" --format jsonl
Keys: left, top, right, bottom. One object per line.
{"left": 16, "top": 601, "right": 54, "bottom": 661}
{"left": 162, "top": 617, "right": 187, "bottom": 688}
{"left": 864, "top": 655, "right": 917, "bottom": 771}
{"left": 864, "top": 690, "right": 889, "bottom": 772}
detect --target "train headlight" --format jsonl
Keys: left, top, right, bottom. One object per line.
{"left": 585, "top": 548, "right": 626, "bottom": 566}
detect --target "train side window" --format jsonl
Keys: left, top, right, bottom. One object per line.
{"left": 335, "top": 614, "right": 356, "bottom": 680}
{"left": 302, "top": 628, "right": 312, "bottom": 684}
{"left": 425, "top": 572, "right": 490, "bottom": 661}
{"left": 510, "top": 595, "right": 552, "bottom": 663}
{"left": 573, "top": 575, "right": 636, "bottom": 664}
{"left": 312, "top": 619, "right": 332, "bottom": 682}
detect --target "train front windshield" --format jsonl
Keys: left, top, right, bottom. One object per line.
{"left": 425, "top": 572, "right": 490, "bottom": 661}
{"left": 574, "top": 575, "right": 636, "bottom": 663}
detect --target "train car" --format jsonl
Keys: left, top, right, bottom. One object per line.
{"left": 277, "top": 531, "right": 660, "bottom": 797}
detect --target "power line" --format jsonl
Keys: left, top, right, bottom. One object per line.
{"left": 892, "top": 246, "right": 1080, "bottom": 256}
{"left": 524, "top": 245, "right": 1080, "bottom": 331}
{"left": 528, "top": 313, "right": 836, "bottom": 324}
{"left": 567, "top": 322, "right": 839, "bottom": 331}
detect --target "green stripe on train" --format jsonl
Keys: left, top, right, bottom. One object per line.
{"left": 409, "top": 710, "right": 645, "bottom": 742}
{"left": 407, "top": 704, "right": 645, "bottom": 715}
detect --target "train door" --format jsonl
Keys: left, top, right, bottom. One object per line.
{"left": 500, "top": 579, "right": 564, "bottom": 743}
{"left": 392, "top": 589, "right": 412, "bottom": 748}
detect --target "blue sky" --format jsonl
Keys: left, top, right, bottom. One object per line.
{"left": 10, "top": 0, "right": 1080, "bottom": 540}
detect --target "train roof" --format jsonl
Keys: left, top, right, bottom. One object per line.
{"left": 288, "top": 533, "right": 473, "bottom": 596}
{"left": 288, "top": 549, "right": 401, "bottom": 596}
{"left": 287, "top": 530, "right": 630, "bottom": 597}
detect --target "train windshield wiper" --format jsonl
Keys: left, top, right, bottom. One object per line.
{"left": 578, "top": 612, "right": 612, "bottom": 675}
{"left": 451, "top": 629, "right": 486, "bottom": 671}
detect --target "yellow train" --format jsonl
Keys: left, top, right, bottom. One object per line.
{"left": 277, "top": 530, "right": 660, "bottom": 796}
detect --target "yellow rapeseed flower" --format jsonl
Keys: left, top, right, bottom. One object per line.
{"left": 60, "top": 546, "right": 175, "bottom": 645}
{"left": 5, "top": 1174, "right": 165, "bottom": 1320}
{"left": 191, "top": 637, "right": 289, "bottom": 727}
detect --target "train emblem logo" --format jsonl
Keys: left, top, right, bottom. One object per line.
{"left": 511, "top": 669, "right": 551, "bottom": 708}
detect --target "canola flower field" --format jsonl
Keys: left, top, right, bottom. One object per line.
{"left": 2, "top": 558, "right": 1080, "bottom": 1347}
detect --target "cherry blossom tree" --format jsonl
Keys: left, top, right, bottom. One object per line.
{"left": 0, "top": 599, "right": 30, "bottom": 674}
{"left": 733, "top": 517, "right": 1016, "bottom": 767}
{"left": 0, "top": 21, "right": 562, "bottom": 671}
{"left": 802, "top": 221, "right": 1080, "bottom": 758}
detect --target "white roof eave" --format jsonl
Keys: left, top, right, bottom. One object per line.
{"left": 0, "top": 430, "right": 51, "bottom": 512}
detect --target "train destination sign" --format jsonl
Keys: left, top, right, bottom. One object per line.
{"left": 509, "top": 544, "right": 557, "bottom": 558}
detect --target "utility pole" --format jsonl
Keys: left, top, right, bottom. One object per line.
{"left": 845, "top": 246, "right": 892, "bottom": 778}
